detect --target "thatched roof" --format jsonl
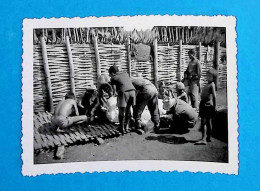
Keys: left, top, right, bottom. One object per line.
{"left": 34, "top": 26, "right": 226, "bottom": 47}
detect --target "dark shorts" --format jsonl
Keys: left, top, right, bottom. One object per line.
{"left": 199, "top": 101, "right": 215, "bottom": 118}
{"left": 117, "top": 90, "right": 136, "bottom": 108}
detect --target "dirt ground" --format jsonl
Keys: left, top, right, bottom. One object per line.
{"left": 35, "top": 89, "right": 228, "bottom": 164}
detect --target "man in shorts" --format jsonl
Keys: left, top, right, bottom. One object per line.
{"left": 109, "top": 65, "right": 136, "bottom": 134}
{"left": 51, "top": 92, "right": 88, "bottom": 132}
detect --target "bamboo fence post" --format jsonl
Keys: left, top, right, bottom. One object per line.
{"left": 179, "top": 39, "right": 183, "bottom": 81}
{"left": 153, "top": 38, "right": 159, "bottom": 88}
{"left": 198, "top": 42, "right": 202, "bottom": 62}
{"left": 93, "top": 36, "right": 101, "bottom": 78}
{"left": 40, "top": 36, "right": 54, "bottom": 113}
{"left": 215, "top": 41, "right": 220, "bottom": 90}
{"left": 127, "top": 38, "right": 132, "bottom": 76}
{"left": 65, "top": 36, "right": 76, "bottom": 99}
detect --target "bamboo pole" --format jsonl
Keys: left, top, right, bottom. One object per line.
{"left": 93, "top": 36, "right": 101, "bottom": 78}
{"left": 179, "top": 39, "right": 183, "bottom": 81}
{"left": 198, "top": 42, "right": 202, "bottom": 62}
{"left": 127, "top": 37, "right": 132, "bottom": 76}
{"left": 215, "top": 41, "right": 220, "bottom": 90}
{"left": 153, "top": 38, "right": 159, "bottom": 88}
{"left": 65, "top": 36, "right": 76, "bottom": 99}
{"left": 40, "top": 36, "right": 54, "bottom": 113}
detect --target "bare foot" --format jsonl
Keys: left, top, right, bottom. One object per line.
{"left": 195, "top": 139, "right": 207, "bottom": 145}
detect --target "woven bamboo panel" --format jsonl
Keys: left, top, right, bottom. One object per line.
{"left": 33, "top": 45, "right": 49, "bottom": 113}
{"left": 46, "top": 44, "right": 71, "bottom": 109}
{"left": 34, "top": 112, "right": 132, "bottom": 150}
{"left": 131, "top": 59, "right": 154, "bottom": 82}
{"left": 71, "top": 44, "right": 97, "bottom": 99}
{"left": 157, "top": 45, "right": 179, "bottom": 91}
{"left": 218, "top": 47, "right": 227, "bottom": 89}
{"left": 98, "top": 44, "right": 129, "bottom": 75}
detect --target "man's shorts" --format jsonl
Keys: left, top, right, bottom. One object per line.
{"left": 199, "top": 101, "right": 215, "bottom": 119}
{"left": 117, "top": 90, "right": 136, "bottom": 108}
{"left": 51, "top": 115, "right": 72, "bottom": 129}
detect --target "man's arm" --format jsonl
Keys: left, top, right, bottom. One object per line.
{"left": 77, "top": 92, "right": 85, "bottom": 108}
{"left": 73, "top": 100, "right": 79, "bottom": 116}
{"left": 197, "top": 60, "right": 201, "bottom": 79}
{"left": 211, "top": 82, "right": 217, "bottom": 111}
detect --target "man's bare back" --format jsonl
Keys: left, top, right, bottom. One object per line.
{"left": 54, "top": 99, "right": 78, "bottom": 117}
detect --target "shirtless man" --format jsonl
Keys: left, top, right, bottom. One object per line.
{"left": 51, "top": 92, "right": 88, "bottom": 132}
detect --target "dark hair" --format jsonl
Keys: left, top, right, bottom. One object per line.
{"left": 207, "top": 68, "right": 218, "bottom": 79}
{"left": 184, "top": 71, "right": 190, "bottom": 76}
{"left": 108, "top": 65, "right": 119, "bottom": 75}
{"left": 65, "top": 92, "right": 75, "bottom": 100}
{"left": 188, "top": 49, "right": 195, "bottom": 55}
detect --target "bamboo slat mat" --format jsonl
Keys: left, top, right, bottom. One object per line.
{"left": 34, "top": 112, "right": 129, "bottom": 151}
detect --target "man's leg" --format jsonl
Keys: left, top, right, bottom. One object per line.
{"left": 206, "top": 117, "right": 212, "bottom": 142}
{"left": 118, "top": 107, "right": 126, "bottom": 134}
{"left": 195, "top": 117, "right": 207, "bottom": 145}
{"left": 69, "top": 115, "right": 88, "bottom": 125}
{"left": 190, "top": 84, "right": 199, "bottom": 109}
{"left": 133, "top": 94, "right": 148, "bottom": 129}
{"left": 147, "top": 95, "right": 160, "bottom": 132}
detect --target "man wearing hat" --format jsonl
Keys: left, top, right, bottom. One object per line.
{"left": 176, "top": 82, "right": 188, "bottom": 103}
{"left": 78, "top": 84, "right": 99, "bottom": 122}
{"left": 159, "top": 97, "right": 198, "bottom": 133}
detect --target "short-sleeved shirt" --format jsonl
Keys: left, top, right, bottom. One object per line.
{"left": 168, "top": 99, "right": 198, "bottom": 126}
{"left": 186, "top": 58, "right": 201, "bottom": 84}
{"left": 131, "top": 78, "right": 152, "bottom": 91}
{"left": 110, "top": 72, "right": 135, "bottom": 93}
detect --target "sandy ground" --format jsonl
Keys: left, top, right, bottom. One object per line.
{"left": 35, "top": 89, "right": 228, "bottom": 164}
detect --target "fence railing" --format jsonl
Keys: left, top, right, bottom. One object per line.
{"left": 33, "top": 38, "right": 227, "bottom": 113}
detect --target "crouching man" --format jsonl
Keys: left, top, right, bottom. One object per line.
{"left": 158, "top": 97, "right": 198, "bottom": 133}
{"left": 131, "top": 77, "right": 160, "bottom": 134}
{"left": 51, "top": 92, "right": 88, "bottom": 132}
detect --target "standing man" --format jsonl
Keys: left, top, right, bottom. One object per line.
{"left": 186, "top": 49, "right": 201, "bottom": 109}
{"left": 109, "top": 65, "right": 136, "bottom": 134}
{"left": 131, "top": 77, "right": 160, "bottom": 133}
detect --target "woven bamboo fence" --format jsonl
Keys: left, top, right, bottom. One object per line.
{"left": 33, "top": 38, "right": 226, "bottom": 113}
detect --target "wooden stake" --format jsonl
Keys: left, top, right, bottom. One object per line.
{"left": 127, "top": 38, "right": 132, "bottom": 76}
{"left": 40, "top": 37, "right": 54, "bottom": 113}
{"left": 179, "top": 40, "right": 183, "bottom": 81}
{"left": 215, "top": 41, "right": 220, "bottom": 90}
{"left": 199, "top": 42, "right": 202, "bottom": 62}
{"left": 65, "top": 36, "right": 76, "bottom": 99}
{"left": 93, "top": 36, "right": 101, "bottom": 78}
{"left": 153, "top": 38, "right": 159, "bottom": 88}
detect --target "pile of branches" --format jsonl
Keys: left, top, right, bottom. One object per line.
{"left": 34, "top": 26, "right": 226, "bottom": 47}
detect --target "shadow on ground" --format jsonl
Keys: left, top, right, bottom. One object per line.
{"left": 145, "top": 135, "right": 198, "bottom": 144}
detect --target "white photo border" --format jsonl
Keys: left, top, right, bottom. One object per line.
{"left": 22, "top": 15, "right": 238, "bottom": 176}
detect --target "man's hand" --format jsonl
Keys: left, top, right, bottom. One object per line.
{"left": 78, "top": 104, "right": 84, "bottom": 109}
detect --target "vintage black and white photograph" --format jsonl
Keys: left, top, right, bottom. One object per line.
{"left": 22, "top": 15, "right": 238, "bottom": 175}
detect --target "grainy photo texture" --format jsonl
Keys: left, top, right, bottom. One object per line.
{"left": 22, "top": 15, "right": 238, "bottom": 176}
